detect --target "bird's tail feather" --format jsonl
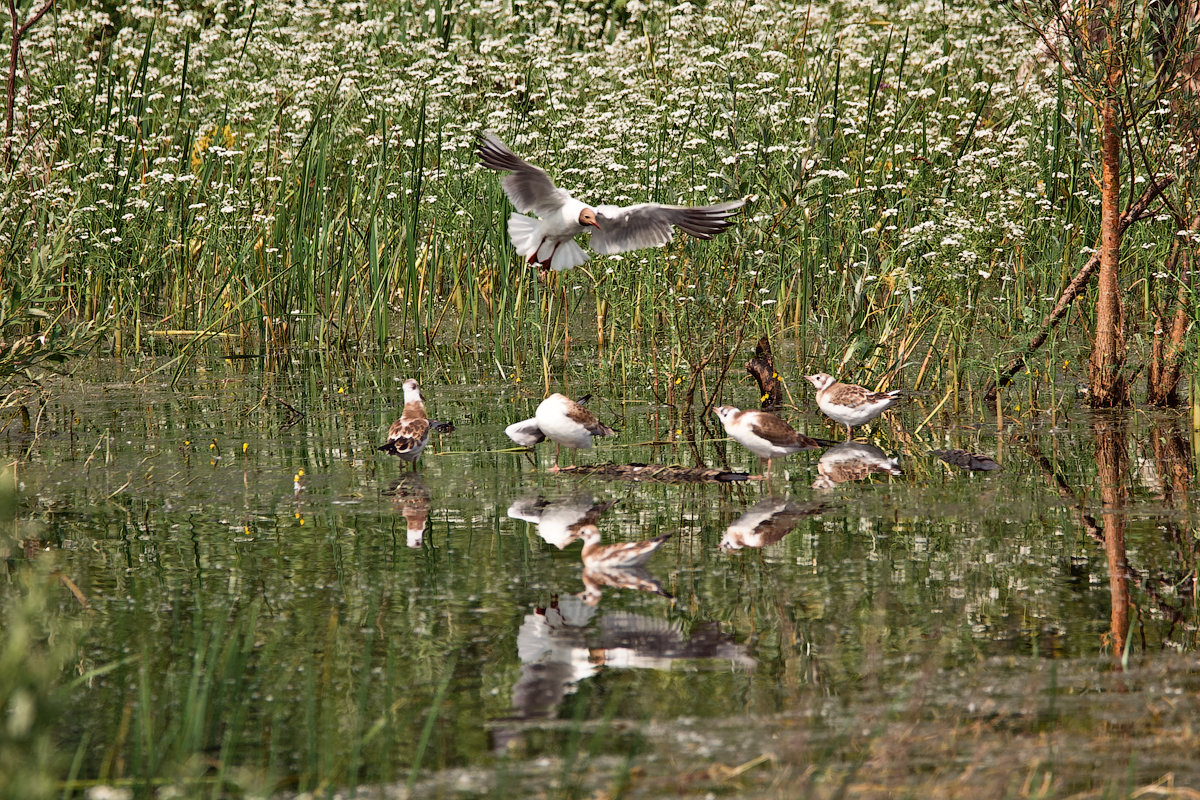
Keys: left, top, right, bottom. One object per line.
{"left": 550, "top": 240, "right": 587, "bottom": 271}
{"left": 507, "top": 213, "right": 541, "bottom": 256}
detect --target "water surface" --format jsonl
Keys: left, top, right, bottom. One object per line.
{"left": 5, "top": 363, "right": 1198, "bottom": 798}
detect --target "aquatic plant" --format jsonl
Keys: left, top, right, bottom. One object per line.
{"left": 0, "top": 466, "right": 82, "bottom": 800}
{"left": 0, "top": 0, "right": 1195, "bottom": 400}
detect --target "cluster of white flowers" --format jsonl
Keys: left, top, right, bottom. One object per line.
{"left": 1, "top": 0, "right": 1185, "bottom": 355}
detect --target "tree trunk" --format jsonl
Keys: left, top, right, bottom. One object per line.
{"left": 745, "top": 336, "right": 782, "bottom": 412}
{"left": 1088, "top": 26, "right": 1129, "bottom": 407}
{"left": 1147, "top": 216, "right": 1196, "bottom": 407}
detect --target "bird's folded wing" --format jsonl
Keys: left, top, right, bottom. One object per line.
{"left": 387, "top": 418, "right": 431, "bottom": 452}
{"left": 591, "top": 200, "right": 745, "bottom": 254}
{"left": 476, "top": 133, "right": 567, "bottom": 217}
{"left": 748, "top": 416, "right": 816, "bottom": 448}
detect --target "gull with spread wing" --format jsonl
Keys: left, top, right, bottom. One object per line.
{"left": 535, "top": 393, "right": 617, "bottom": 464}
{"left": 477, "top": 132, "right": 746, "bottom": 271}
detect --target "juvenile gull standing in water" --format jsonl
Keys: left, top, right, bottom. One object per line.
{"left": 805, "top": 373, "right": 901, "bottom": 440}
{"left": 713, "top": 405, "right": 823, "bottom": 476}
{"left": 577, "top": 525, "right": 670, "bottom": 569}
{"left": 378, "top": 379, "right": 442, "bottom": 469}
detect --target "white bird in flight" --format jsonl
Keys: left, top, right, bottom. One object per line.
{"left": 477, "top": 132, "right": 746, "bottom": 271}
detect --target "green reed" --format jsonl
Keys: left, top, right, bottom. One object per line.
{"left": 1, "top": 0, "right": 1195, "bottom": 407}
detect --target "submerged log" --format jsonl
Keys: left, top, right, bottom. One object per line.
{"left": 745, "top": 336, "right": 783, "bottom": 412}
{"left": 933, "top": 449, "right": 1001, "bottom": 471}
{"left": 551, "top": 462, "right": 760, "bottom": 483}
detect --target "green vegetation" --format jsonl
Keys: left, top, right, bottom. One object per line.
{"left": 1, "top": 0, "right": 1197, "bottom": 797}
{"left": 0, "top": 0, "right": 1193, "bottom": 402}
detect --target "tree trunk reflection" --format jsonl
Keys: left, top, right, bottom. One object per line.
{"left": 1093, "top": 416, "right": 1130, "bottom": 666}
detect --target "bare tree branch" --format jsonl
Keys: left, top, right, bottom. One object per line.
{"left": 5, "top": 0, "right": 56, "bottom": 168}
{"left": 984, "top": 173, "right": 1175, "bottom": 403}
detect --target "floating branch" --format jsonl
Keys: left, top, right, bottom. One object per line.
{"left": 933, "top": 449, "right": 1001, "bottom": 471}
{"left": 551, "top": 462, "right": 759, "bottom": 483}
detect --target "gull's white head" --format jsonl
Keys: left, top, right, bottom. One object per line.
{"left": 805, "top": 373, "right": 835, "bottom": 391}
{"left": 402, "top": 379, "right": 423, "bottom": 403}
{"left": 578, "top": 208, "right": 600, "bottom": 229}
{"left": 713, "top": 405, "right": 740, "bottom": 426}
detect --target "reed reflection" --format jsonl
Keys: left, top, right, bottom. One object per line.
{"left": 812, "top": 441, "right": 901, "bottom": 489}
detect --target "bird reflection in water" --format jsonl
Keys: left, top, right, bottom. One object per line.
{"left": 578, "top": 565, "right": 672, "bottom": 606}
{"left": 507, "top": 492, "right": 618, "bottom": 549}
{"left": 492, "top": 595, "right": 754, "bottom": 752}
{"left": 577, "top": 524, "right": 669, "bottom": 569}
{"left": 812, "top": 441, "right": 902, "bottom": 489}
{"left": 385, "top": 474, "right": 431, "bottom": 548}
{"left": 720, "top": 497, "right": 826, "bottom": 551}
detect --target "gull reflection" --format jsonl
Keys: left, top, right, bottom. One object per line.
{"left": 812, "top": 441, "right": 901, "bottom": 489}
{"left": 577, "top": 524, "right": 669, "bottom": 569}
{"left": 493, "top": 596, "right": 754, "bottom": 750}
{"left": 720, "top": 497, "right": 825, "bottom": 551}
{"left": 385, "top": 474, "right": 431, "bottom": 548}
{"left": 579, "top": 565, "right": 672, "bottom": 606}
{"left": 507, "top": 493, "right": 618, "bottom": 549}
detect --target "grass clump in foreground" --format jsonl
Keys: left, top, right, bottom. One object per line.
{"left": 0, "top": 0, "right": 1192, "bottom": 406}
{"left": 0, "top": 464, "right": 82, "bottom": 800}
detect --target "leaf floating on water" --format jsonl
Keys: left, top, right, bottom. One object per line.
{"left": 933, "top": 449, "right": 1001, "bottom": 471}
{"left": 552, "top": 462, "right": 758, "bottom": 483}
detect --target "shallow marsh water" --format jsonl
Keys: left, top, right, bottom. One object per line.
{"left": 3, "top": 362, "right": 1199, "bottom": 798}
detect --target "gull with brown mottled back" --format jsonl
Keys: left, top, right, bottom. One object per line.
{"left": 805, "top": 373, "right": 901, "bottom": 439}
{"left": 577, "top": 524, "right": 670, "bottom": 570}
{"left": 713, "top": 405, "right": 823, "bottom": 476}
{"left": 378, "top": 379, "right": 435, "bottom": 468}
{"left": 477, "top": 132, "right": 745, "bottom": 271}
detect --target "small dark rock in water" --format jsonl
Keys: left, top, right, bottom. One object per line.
{"left": 933, "top": 449, "right": 1001, "bottom": 471}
